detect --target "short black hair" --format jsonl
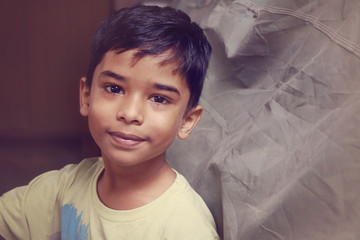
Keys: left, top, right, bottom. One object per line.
{"left": 86, "top": 5, "right": 212, "bottom": 110}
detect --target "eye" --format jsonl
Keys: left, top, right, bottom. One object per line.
{"left": 105, "top": 85, "right": 123, "bottom": 94}
{"left": 150, "top": 95, "right": 169, "bottom": 104}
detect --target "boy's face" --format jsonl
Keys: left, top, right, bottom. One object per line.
{"left": 80, "top": 49, "right": 202, "bottom": 167}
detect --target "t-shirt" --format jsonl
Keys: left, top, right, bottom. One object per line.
{"left": 0, "top": 157, "right": 219, "bottom": 239}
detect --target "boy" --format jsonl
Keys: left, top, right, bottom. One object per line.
{"left": 0, "top": 5, "right": 218, "bottom": 240}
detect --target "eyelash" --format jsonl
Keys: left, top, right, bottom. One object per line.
{"left": 104, "top": 84, "right": 171, "bottom": 105}
{"left": 105, "top": 84, "right": 123, "bottom": 94}
{"left": 149, "top": 95, "right": 170, "bottom": 104}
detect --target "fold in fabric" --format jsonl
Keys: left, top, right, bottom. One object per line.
{"left": 162, "top": 0, "right": 360, "bottom": 239}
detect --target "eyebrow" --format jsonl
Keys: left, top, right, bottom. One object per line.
{"left": 153, "top": 83, "right": 180, "bottom": 95}
{"left": 101, "top": 70, "right": 180, "bottom": 95}
{"left": 101, "top": 70, "right": 125, "bottom": 81}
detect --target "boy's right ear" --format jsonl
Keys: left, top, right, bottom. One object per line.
{"left": 79, "top": 77, "right": 90, "bottom": 117}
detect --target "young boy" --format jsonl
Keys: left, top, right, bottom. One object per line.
{"left": 0, "top": 5, "right": 218, "bottom": 240}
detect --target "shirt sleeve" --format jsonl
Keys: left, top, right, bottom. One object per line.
{"left": 0, "top": 161, "right": 94, "bottom": 240}
{"left": 0, "top": 186, "right": 30, "bottom": 240}
{"left": 0, "top": 170, "right": 65, "bottom": 240}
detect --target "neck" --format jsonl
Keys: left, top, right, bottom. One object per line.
{"left": 97, "top": 154, "right": 176, "bottom": 210}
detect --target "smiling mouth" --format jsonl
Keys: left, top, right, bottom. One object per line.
{"left": 108, "top": 131, "right": 146, "bottom": 147}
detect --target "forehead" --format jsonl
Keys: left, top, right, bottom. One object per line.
{"left": 98, "top": 49, "right": 179, "bottom": 73}
{"left": 94, "top": 49, "right": 190, "bottom": 93}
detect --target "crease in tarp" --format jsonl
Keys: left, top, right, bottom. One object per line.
{"left": 261, "top": 3, "right": 360, "bottom": 57}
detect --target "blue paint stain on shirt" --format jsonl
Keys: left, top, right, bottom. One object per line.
{"left": 61, "top": 204, "right": 89, "bottom": 240}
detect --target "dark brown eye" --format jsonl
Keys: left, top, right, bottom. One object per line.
{"left": 151, "top": 96, "right": 168, "bottom": 104}
{"left": 105, "top": 85, "right": 123, "bottom": 94}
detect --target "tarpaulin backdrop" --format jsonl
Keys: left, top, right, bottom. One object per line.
{"left": 137, "top": 0, "right": 360, "bottom": 239}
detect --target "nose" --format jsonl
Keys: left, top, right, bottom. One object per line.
{"left": 116, "top": 95, "right": 144, "bottom": 125}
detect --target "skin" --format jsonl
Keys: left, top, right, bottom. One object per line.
{"left": 79, "top": 49, "right": 203, "bottom": 210}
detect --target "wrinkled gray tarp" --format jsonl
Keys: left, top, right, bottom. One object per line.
{"left": 124, "top": 0, "right": 360, "bottom": 239}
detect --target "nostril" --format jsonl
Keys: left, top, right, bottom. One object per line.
{"left": 115, "top": 97, "right": 144, "bottom": 124}
{"left": 116, "top": 110, "right": 143, "bottom": 125}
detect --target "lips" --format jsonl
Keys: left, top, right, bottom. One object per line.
{"left": 108, "top": 131, "right": 146, "bottom": 147}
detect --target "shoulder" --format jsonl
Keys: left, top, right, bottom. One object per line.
{"left": 158, "top": 171, "right": 219, "bottom": 239}
{"left": 0, "top": 157, "right": 103, "bottom": 239}
{"left": 26, "top": 157, "right": 102, "bottom": 194}
{"left": 2, "top": 157, "right": 102, "bottom": 203}
{"left": 171, "top": 172, "right": 213, "bottom": 217}
{"left": 1, "top": 157, "right": 103, "bottom": 213}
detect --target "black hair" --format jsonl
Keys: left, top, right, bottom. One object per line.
{"left": 86, "top": 5, "right": 212, "bottom": 110}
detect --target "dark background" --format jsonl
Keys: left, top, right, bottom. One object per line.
{"left": 0, "top": 0, "right": 114, "bottom": 194}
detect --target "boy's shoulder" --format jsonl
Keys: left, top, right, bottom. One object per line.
{"left": 27, "top": 157, "right": 102, "bottom": 190}
{"left": 3, "top": 157, "right": 102, "bottom": 205}
{"left": 0, "top": 157, "right": 102, "bottom": 212}
{"left": 154, "top": 171, "right": 218, "bottom": 238}
{"left": 0, "top": 157, "right": 104, "bottom": 240}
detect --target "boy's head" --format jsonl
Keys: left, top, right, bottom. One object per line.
{"left": 85, "top": 5, "right": 212, "bottom": 111}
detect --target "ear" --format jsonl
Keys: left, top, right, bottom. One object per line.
{"left": 177, "top": 105, "right": 203, "bottom": 140}
{"left": 79, "top": 77, "right": 91, "bottom": 117}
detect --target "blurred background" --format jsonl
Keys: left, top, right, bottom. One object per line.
{"left": 0, "top": 0, "right": 111, "bottom": 195}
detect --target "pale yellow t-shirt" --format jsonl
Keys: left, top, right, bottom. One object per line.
{"left": 0, "top": 157, "right": 219, "bottom": 240}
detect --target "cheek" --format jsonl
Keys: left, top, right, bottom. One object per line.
{"left": 148, "top": 111, "right": 184, "bottom": 139}
{"left": 87, "top": 113, "right": 103, "bottom": 143}
{"left": 87, "top": 100, "right": 113, "bottom": 136}
{"left": 89, "top": 95, "right": 115, "bottom": 119}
